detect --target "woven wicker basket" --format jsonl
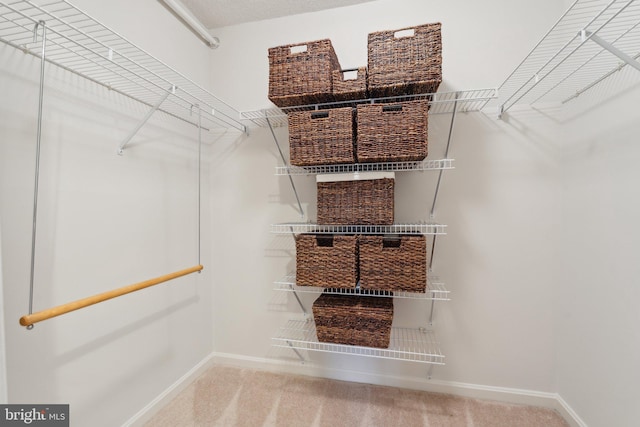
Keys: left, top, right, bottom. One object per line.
{"left": 367, "top": 23, "right": 442, "bottom": 98}
{"left": 268, "top": 39, "right": 341, "bottom": 108}
{"left": 313, "top": 293, "right": 393, "bottom": 348}
{"left": 317, "top": 176, "right": 394, "bottom": 225}
{"left": 332, "top": 67, "right": 368, "bottom": 101}
{"left": 356, "top": 100, "right": 428, "bottom": 163}
{"left": 360, "top": 235, "right": 427, "bottom": 293}
{"left": 288, "top": 107, "right": 355, "bottom": 166}
{"left": 295, "top": 234, "right": 358, "bottom": 288}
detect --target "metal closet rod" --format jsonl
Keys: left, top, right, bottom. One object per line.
{"left": 19, "top": 264, "right": 203, "bottom": 328}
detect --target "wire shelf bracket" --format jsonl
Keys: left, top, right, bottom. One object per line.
{"left": 0, "top": 0, "right": 247, "bottom": 135}
{"left": 274, "top": 273, "right": 450, "bottom": 301}
{"left": 266, "top": 115, "right": 305, "bottom": 219}
{"left": 275, "top": 159, "right": 455, "bottom": 176}
{"left": 497, "top": 0, "right": 640, "bottom": 116}
{"left": 583, "top": 30, "right": 640, "bottom": 72}
{"left": 270, "top": 222, "right": 447, "bottom": 235}
{"left": 273, "top": 319, "right": 445, "bottom": 365}
{"left": 118, "top": 85, "right": 175, "bottom": 155}
{"left": 240, "top": 88, "right": 498, "bottom": 128}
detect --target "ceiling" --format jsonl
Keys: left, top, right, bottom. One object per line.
{"left": 179, "top": 0, "right": 377, "bottom": 29}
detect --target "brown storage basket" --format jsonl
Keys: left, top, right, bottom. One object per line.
{"left": 360, "top": 235, "right": 427, "bottom": 293}
{"left": 317, "top": 178, "right": 394, "bottom": 225}
{"left": 332, "top": 67, "right": 368, "bottom": 101}
{"left": 288, "top": 107, "right": 355, "bottom": 166}
{"left": 295, "top": 234, "right": 358, "bottom": 288}
{"left": 367, "top": 23, "right": 442, "bottom": 98}
{"left": 356, "top": 100, "right": 428, "bottom": 163}
{"left": 268, "top": 39, "right": 341, "bottom": 108}
{"left": 313, "top": 293, "right": 393, "bottom": 348}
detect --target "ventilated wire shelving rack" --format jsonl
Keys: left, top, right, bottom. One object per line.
{"left": 242, "top": 89, "right": 495, "bottom": 177}
{"left": 273, "top": 319, "right": 445, "bottom": 365}
{"left": 270, "top": 223, "right": 447, "bottom": 235}
{"left": 498, "top": 0, "right": 640, "bottom": 114}
{"left": 237, "top": 30, "right": 498, "bottom": 373}
{"left": 275, "top": 273, "right": 450, "bottom": 301}
{"left": 241, "top": 88, "right": 497, "bottom": 128}
{"left": 0, "top": 0, "right": 247, "bottom": 135}
{"left": 275, "top": 159, "right": 455, "bottom": 176}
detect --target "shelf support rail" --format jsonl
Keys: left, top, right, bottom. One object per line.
{"left": 289, "top": 284, "right": 307, "bottom": 315}
{"left": 266, "top": 115, "right": 304, "bottom": 219}
{"left": 286, "top": 340, "right": 306, "bottom": 362}
{"left": 563, "top": 40, "right": 640, "bottom": 103}
{"left": 532, "top": 16, "right": 640, "bottom": 106}
{"left": 26, "top": 20, "right": 48, "bottom": 331}
{"left": 19, "top": 264, "right": 203, "bottom": 328}
{"left": 430, "top": 92, "right": 458, "bottom": 220}
{"left": 582, "top": 30, "right": 640, "bottom": 72}
{"left": 425, "top": 92, "right": 459, "bottom": 332}
{"left": 428, "top": 299, "right": 436, "bottom": 327}
{"left": 118, "top": 85, "right": 176, "bottom": 155}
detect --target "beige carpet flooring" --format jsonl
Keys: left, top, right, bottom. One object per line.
{"left": 144, "top": 365, "right": 569, "bottom": 427}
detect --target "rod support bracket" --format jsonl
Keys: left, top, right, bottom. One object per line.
{"left": 117, "top": 86, "right": 175, "bottom": 155}
{"left": 582, "top": 30, "right": 640, "bottom": 73}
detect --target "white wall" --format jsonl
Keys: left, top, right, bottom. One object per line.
{"left": 0, "top": 0, "right": 221, "bottom": 425}
{"left": 0, "top": 225, "right": 7, "bottom": 404}
{"left": 6, "top": 0, "right": 637, "bottom": 425}
{"left": 556, "top": 70, "right": 640, "bottom": 426}
{"left": 208, "top": 0, "right": 566, "bottom": 395}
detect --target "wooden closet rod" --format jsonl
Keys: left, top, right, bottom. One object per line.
{"left": 19, "top": 264, "right": 203, "bottom": 328}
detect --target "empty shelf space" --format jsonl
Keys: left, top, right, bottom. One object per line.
{"left": 273, "top": 319, "right": 445, "bottom": 365}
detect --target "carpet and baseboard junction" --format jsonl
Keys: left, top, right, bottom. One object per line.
{"left": 137, "top": 361, "right": 573, "bottom": 427}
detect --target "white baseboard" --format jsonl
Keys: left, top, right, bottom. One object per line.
{"left": 123, "top": 350, "right": 587, "bottom": 427}
{"left": 555, "top": 394, "right": 588, "bottom": 427}
{"left": 122, "top": 353, "right": 217, "bottom": 427}
{"left": 211, "top": 351, "right": 587, "bottom": 427}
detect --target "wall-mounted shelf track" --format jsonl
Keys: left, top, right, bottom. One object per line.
{"left": 0, "top": 0, "right": 247, "bottom": 136}
{"left": 273, "top": 319, "right": 445, "bottom": 365}
{"left": 498, "top": 0, "right": 640, "bottom": 114}
{"left": 275, "top": 273, "right": 450, "bottom": 300}
{"left": 270, "top": 223, "right": 447, "bottom": 235}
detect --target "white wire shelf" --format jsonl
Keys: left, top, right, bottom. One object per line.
{"left": 273, "top": 319, "right": 445, "bottom": 365}
{"left": 270, "top": 223, "right": 447, "bottom": 235}
{"left": 499, "top": 0, "right": 640, "bottom": 112}
{"left": 274, "top": 272, "right": 450, "bottom": 300}
{"left": 0, "top": 0, "right": 246, "bottom": 133}
{"left": 275, "top": 159, "right": 454, "bottom": 175}
{"left": 241, "top": 88, "right": 497, "bottom": 128}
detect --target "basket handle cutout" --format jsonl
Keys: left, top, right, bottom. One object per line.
{"left": 316, "top": 236, "right": 334, "bottom": 247}
{"left": 341, "top": 69, "right": 359, "bottom": 81}
{"left": 382, "top": 238, "right": 402, "bottom": 248}
{"left": 382, "top": 104, "right": 403, "bottom": 112}
{"left": 394, "top": 28, "right": 415, "bottom": 38}
{"left": 290, "top": 44, "right": 308, "bottom": 54}
{"left": 311, "top": 111, "right": 330, "bottom": 119}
